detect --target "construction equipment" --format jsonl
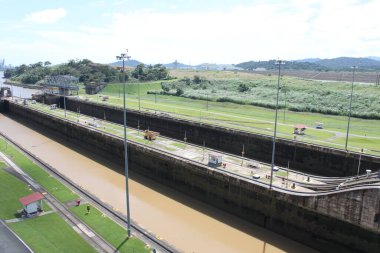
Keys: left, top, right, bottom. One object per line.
{"left": 144, "top": 130, "right": 159, "bottom": 141}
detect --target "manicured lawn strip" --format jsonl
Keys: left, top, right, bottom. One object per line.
{"left": 0, "top": 165, "right": 32, "bottom": 219}
{"left": 0, "top": 138, "right": 78, "bottom": 202}
{"left": 1, "top": 138, "right": 151, "bottom": 252}
{"left": 85, "top": 83, "right": 380, "bottom": 152}
{"left": 0, "top": 161, "right": 6, "bottom": 169}
{"left": 70, "top": 205, "right": 150, "bottom": 253}
{"left": 275, "top": 171, "right": 288, "bottom": 178}
{"left": 172, "top": 142, "right": 187, "bottom": 149}
{"left": 8, "top": 213, "right": 97, "bottom": 253}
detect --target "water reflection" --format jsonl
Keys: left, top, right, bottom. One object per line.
{"left": 0, "top": 71, "right": 40, "bottom": 99}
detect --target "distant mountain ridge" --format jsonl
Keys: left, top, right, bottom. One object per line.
{"left": 236, "top": 57, "right": 380, "bottom": 71}
{"left": 110, "top": 59, "right": 142, "bottom": 68}
{"left": 164, "top": 61, "right": 192, "bottom": 69}
{"left": 109, "top": 56, "right": 380, "bottom": 71}
{"left": 295, "top": 58, "right": 321, "bottom": 63}
{"left": 368, "top": 56, "right": 380, "bottom": 61}
{"left": 316, "top": 57, "right": 380, "bottom": 70}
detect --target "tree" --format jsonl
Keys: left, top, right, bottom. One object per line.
{"left": 193, "top": 75, "right": 201, "bottom": 84}
{"left": 7, "top": 59, "right": 118, "bottom": 85}
{"left": 183, "top": 77, "right": 191, "bottom": 85}
{"left": 176, "top": 88, "right": 184, "bottom": 96}
{"left": 238, "top": 83, "right": 249, "bottom": 92}
{"left": 131, "top": 64, "right": 169, "bottom": 81}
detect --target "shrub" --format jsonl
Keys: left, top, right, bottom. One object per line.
{"left": 238, "top": 83, "right": 249, "bottom": 92}
{"left": 176, "top": 88, "right": 184, "bottom": 96}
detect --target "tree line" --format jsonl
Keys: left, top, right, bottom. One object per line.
{"left": 4, "top": 60, "right": 171, "bottom": 85}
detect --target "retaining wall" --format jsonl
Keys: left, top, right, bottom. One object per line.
{"left": 50, "top": 96, "right": 380, "bottom": 177}
{"left": 5, "top": 101, "right": 380, "bottom": 253}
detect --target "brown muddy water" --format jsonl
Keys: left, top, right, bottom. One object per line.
{"left": 0, "top": 114, "right": 318, "bottom": 253}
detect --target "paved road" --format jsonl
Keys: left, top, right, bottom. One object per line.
{"left": 0, "top": 220, "right": 33, "bottom": 253}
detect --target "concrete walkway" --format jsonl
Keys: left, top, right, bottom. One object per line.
{"left": 0, "top": 152, "right": 116, "bottom": 253}
{"left": 5, "top": 211, "right": 55, "bottom": 224}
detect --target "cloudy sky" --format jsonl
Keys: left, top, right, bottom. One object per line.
{"left": 0, "top": 0, "right": 379, "bottom": 66}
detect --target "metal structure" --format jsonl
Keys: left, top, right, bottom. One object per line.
{"left": 44, "top": 75, "right": 79, "bottom": 118}
{"left": 44, "top": 75, "right": 79, "bottom": 94}
{"left": 345, "top": 65, "right": 357, "bottom": 151}
{"left": 270, "top": 59, "right": 285, "bottom": 190}
{"left": 117, "top": 53, "right": 131, "bottom": 98}
{"left": 116, "top": 49, "right": 132, "bottom": 237}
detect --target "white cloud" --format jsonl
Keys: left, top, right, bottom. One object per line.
{"left": 25, "top": 8, "right": 67, "bottom": 24}
{"left": 6, "top": 1, "right": 380, "bottom": 65}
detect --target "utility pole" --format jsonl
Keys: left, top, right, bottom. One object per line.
{"left": 206, "top": 93, "right": 209, "bottom": 111}
{"left": 63, "top": 81, "right": 67, "bottom": 118}
{"left": 116, "top": 49, "right": 131, "bottom": 237}
{"left": 202, "top": 140, "right": 205, "bottom": 161}
{"left": 345, "top": 66, "right": 357, "bottom": 151}
{"left": 241, "top": 144, "right": 245, "bottom": 166}
{"left": 283, "top": 81, "right": 287, "bottom": 123}
{"left": 270, "top": 59, "right": 285, "bottom": 190}
{"left": 356, "top": 148, "right": 364, "bottom": 177}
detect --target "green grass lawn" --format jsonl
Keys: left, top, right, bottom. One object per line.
{"left": 8, "top": 213, "right": 97, "bottom": 253}
{"left": 0, "top": 162, "right": 32, "bottom": 219}
{"left": 79, "top": 82, "right": 380, "bottom": 153}
{"left": 0, "top": 138, "right": 78, "bottom": 203}
{"left": 1, "top": 138, "right": 150, "bottom": 253}
{"left": 275, "top": 171, "right": 288, "bottom": 178}
{"left": 162, "top": 71, "right": 380, "bottom": 119}
{"left": 71, "top": 205, "right": 150, "bottom": 253}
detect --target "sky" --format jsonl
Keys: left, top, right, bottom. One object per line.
{"left": 0, "top": 0, "right": 379, "bottom": 66}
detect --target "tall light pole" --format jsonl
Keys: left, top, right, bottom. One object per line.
{"left": 345, "top": 65, "right": 357, "bottom": 151}
{"left": 138, "top": 83, "right": 141, "bottom": 111}
{"left": 283, "top": 80, "right": 287, "bottom": 123}
{"left": 63, "top": 81, "right": 67, "bottom": 118}
{"left": 206, "top": 93, "right": 209, "bottom": 111}
{"left": 357, "top": 148, "right": 364, "bottom": 177}
{"left": 116, "top": 50, "right": 131, "bottom": 237}
{"left": 270, "top": 59, "right": 285, "bottom": 190}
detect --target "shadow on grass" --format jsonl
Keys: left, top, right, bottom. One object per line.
{"left": 115, "top": 237, "right": 129, "bottom": 252}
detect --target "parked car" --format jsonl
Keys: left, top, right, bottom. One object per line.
{"left": 252, "top": 174, "right": 261, "bottom": 179}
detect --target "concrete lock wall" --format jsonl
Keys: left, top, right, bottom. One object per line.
{"left": 55, "top": 97, "right": 380, "bottom": 177}
{"left": 6, "top": 101, "right": 380, "bottom": 253}
{"left": 0, "top": 100, "right": 5, "bottom": 112}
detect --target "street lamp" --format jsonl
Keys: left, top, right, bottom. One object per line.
{"left": 283, "top": 80, "right": 287, "bottom": 123}
{"left": 270, "top": 59, "right": 285, "bottom": 190}
{"left": 116, "top": 49, "right": 131, "bottom": 237}
{"left": 206, "top": 93, "right": 209, "bottom": 111}
{"left": 138, "top": 82, "right": 141, "bottom": 111}
{"left": 63, "top": 81, "right": 67, "bottom": 118}
{"left": 356, "top": 148, "right": 364, "bottom": 177}
{"left": 345, "top": 65, "right": 357, "bottom": 151}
